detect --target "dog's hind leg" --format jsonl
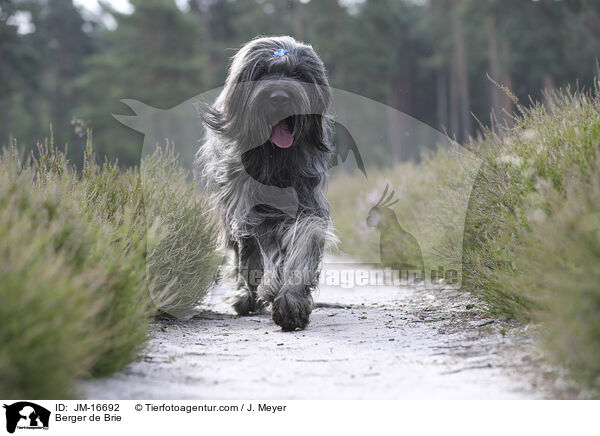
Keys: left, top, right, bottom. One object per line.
{"left": 230, "top": 237, "right": 264, "bottom": 315}
{"left": 271, "top": 215, "right": 329, "bottom": 331}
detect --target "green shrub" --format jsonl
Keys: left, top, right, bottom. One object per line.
{"left": 461, "top": 87, "right": 600, "bottom": 317}
{"left": 328, "top": 82, "right": 600, "bottom": 395}
{"left": 0, "top": 150, "right": 100, "bottom": 398}
{"left": 328, "top": 146, "right": 475, "bottom": 278}
{"left": 143, "top": 147, "right": 222, "bottom": 319}
{"left": 0, "top": 137, "right": 219, "bottom": 398}
{"left": 510, "top": 163, "right": 600, "bottom": 395}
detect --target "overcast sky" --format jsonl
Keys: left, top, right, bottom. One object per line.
{"left": 74, "top": 0, "right": 193, "bottom": 15}
{"left": 74, "top": 0, "right": 133, "bottom": 15}
{"left": 10, "top": 0, "right": 368, "bottom": 33}
{"left": 72, "top": 0, "right": 369, "bottom": 18}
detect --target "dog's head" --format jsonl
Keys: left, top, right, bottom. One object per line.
{"left": 202, "top": 36, "right": 332, "bottom": 153}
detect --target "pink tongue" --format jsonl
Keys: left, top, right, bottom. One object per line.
{"left": 270, "top": 121, "right": 293, "bottom": 148}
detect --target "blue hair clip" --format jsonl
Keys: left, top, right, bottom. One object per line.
{"left": 272, "top": 49, "right": 289, "bottom": 58}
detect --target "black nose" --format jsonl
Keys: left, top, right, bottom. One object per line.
{"left": 269, "top": 90, "right": 290, "bottom": 106}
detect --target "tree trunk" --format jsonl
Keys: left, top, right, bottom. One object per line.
{"left": 190, "top": 0, "right": 215, "bottom": 89}
{"left": 486, "top": 15, "right": 513, "bottom": 129}
{"left": 387, "top": 72, "right": 404, "bottom": 161}
{"left": 542, "top": 74, "right": 556, "bottom": 104}
{"left": 451, "top": 1, "right": 471, "bottom": 141}
{"left": 0, "top": 97, "right": 12, "bottom": 145}
{"left": 449, "top": 54, "right": 460, "bottom": 140}
{"left": 436, "top": 69, "right": 448, "bottom": 132}
{"left": 486, "top": 15, "right": 501, "bottom": 129}
{"left": 500, "top": 43, "right": 514, "bottom": 126}
{"left": 293, "top": 0, "right": 304, "bottom": 41}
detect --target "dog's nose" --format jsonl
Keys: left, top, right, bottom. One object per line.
{"left": 269, "top": 90, "right": 290, "bottom": 106}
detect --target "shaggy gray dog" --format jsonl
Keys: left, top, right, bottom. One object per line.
{"left": 195, "top": 36, "right": 335, "bottom": 331}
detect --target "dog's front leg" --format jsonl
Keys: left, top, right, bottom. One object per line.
{"left": 271, "top": 215, "right": 327, "bottom": 331}
{"left": 230, "top": 237, "right": 263, "bottom": 315}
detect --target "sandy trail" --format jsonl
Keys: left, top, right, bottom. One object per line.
{"left": 81, "top": 260, "right": 541, "bottom": 399}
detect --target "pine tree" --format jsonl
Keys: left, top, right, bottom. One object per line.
{"left": 76, "top": 0, "right": 204, "bottom": 165}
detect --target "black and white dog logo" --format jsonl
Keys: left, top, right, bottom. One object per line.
{"left": 3, "top": 402, "right": 50, "bottom": 434}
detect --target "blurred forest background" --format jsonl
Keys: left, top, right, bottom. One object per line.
{"left": 1, "top": 0, "right": 600, "bottom": 167}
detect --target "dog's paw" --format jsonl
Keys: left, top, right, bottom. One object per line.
{"left": 271, "top": 292, "right": 312, "bottom": 331}
{"left": 230, "top": 288, "right": 259, "bottom": 315}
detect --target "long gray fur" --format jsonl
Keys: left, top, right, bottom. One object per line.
{"left": 195, "top": 36, "right": 336, "bottom": 331}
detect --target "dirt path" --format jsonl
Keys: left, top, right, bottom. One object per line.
{"left": 81, "top": 260, "right": 543, "bottom": 399}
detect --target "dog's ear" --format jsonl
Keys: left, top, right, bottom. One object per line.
{"left": 195, "top": 99, "right": 226, "bottom": 133}
{"left": 329, "top": 121, "right": 367, "bottom": 178}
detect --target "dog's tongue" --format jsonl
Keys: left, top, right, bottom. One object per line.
{"left": 270, "top": 120, "right": 293, "bottom": 148}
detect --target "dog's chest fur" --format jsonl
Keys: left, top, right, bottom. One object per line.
{"left": 242, "top": 140, "right": 324, "bottom": 209}
{"left": 241, "top": 141, "right": 320, "bottom": 186}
